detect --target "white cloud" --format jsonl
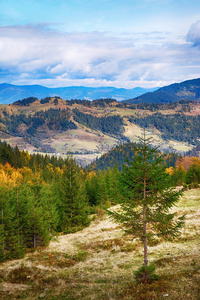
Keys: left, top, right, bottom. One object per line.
{"left": 0, "top": 23, "right": 200, "bottom": 88}
{"left": 186, "top": 20, "right": 200, "bottom": 47}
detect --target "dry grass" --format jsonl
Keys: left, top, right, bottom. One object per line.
{"left": 0, "top": 189, "right": 200, "bottom": 299}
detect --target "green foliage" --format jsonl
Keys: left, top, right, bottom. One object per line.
{"left": 65, "top": 250, "right": 89, "bottom": 262}
{"left": 90, "top": 142, "right": 180, "bottom": 171}
{"left": 0, "top": 141, "right": 76, "bottom": 172}
{"left": 186, "top": 163, "right": 200, "bottom": 184}
{"left": 13, "top": 97, "right": 38, "bottom": 106}
{"left": 73, "top": 108, "right": 124, "bottom": 136}
{"left": 108, "top": 131, "right": 185, "bottom": 266}
{"left": 0, "top": 107, "right": 77, "bottom": 136}
{"left": 134, "top": 264, "right": 159, "bottom": 284}
{"left": 55, "top": 157, "right": 90, "bottom": 233}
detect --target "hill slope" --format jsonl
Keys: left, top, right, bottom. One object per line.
{"left": 125, "top": 78, "right": 200, "bottom": 104}
{"left": 0, "top": 188, "right": 199, "bottom": 299}
{"left": 0, "top": 97, "right": 200, "bottom": 165}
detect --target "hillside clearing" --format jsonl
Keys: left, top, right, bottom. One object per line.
{"left": 0, "top": 188, "right": 199, "bottom": 299}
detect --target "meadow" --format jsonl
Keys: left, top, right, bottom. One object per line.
{"left": 0, "top": 188, "right": 199, "bottom": 299}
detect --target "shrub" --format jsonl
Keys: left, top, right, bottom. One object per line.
{"left": 134, "top": 264, "right": 159, "bottom": 284}
{"left": 65, "top": 250, "right": 88, "bottom": 262}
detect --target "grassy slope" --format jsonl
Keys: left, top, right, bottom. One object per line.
{"left": 0, "top": 188, "right": 199, "bottom": 299}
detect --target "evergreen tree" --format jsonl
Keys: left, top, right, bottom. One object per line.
{"left": 108, "top": 132, "right": 185, "bottom": 269}
{"left": 105, "top": 165, "right": 121, "bottom": 205}
{"left": 56, "top": 157, "right": 89, "bottom": 233}
{"left": 96, "top": 170, "right": 110, "bottom": 207}
{"left": 25, "top": 175, "right": 52, "bottom": 247}
{"left": 85, "top": 171, "right": 99, "bottom": 206}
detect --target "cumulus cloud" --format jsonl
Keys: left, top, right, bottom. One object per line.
{"left": 186, "top": 20, "right": 200, "bottom": 47}
{"left": 0, "top": 23, "right": 200, "bottom": 88}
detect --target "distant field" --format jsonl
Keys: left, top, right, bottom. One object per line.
{"left": 124, "top": 122, "right": 194, "bottom": 153}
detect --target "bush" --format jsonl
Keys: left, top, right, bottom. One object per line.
{"left": 65, "top": 250, "right": 88, "bottom": 262}
{"left": 134, "top": 264, "right": 159, "bottom": 284}
{"left": 188, "top": 182, "right": 199, "bottom": 189}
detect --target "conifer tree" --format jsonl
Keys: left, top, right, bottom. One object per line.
{"left": 105, "top": 165, "right": 121, "bottom": 205}
{"left": 85, "top": 171, "right": 99, "bottom": 206}
{"left": 96, "top": 170, "right": 110, "bottom": 207}
{"left": 108, "top": 131, "right": 185, "bottom": 268}
{"left": 57, "top": 157, "right": 89, "bottom": 233}
{"left": 25, "top": 174, "right": 52, "bottom": 247}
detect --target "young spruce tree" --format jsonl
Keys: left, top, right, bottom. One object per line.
{"left": 108, "top": 131, "right": 185, "bottom": 269}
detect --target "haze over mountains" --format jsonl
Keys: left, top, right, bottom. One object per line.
{"left": 1, "top": 78, "right": 200, "bottom": 105}
{"left": 0, "top": 83, "right": 157, "bottom": 104}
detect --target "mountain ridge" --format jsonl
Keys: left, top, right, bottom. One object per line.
{"left": 0, "top": 83, "right": 157, "bottom": 104}
{"left": 124, "top": 78, "right": 200, "bottom": 104}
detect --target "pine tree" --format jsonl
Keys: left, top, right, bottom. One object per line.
{"left": 105, "top": 165, "right": 121, "bottom": 205}
{"left": 85, "top": 171, "right": 99, "bottom": 206}
{"left": 108, "top": 131, "right": 185, "bottom": 268}
{"left": 96, "top": 170, "right": 110, "bottom": 207}
{"left": 56, "top": 157, "right": 89, "bottom": 233}
{"left": 24, "top": 174, "right": 52, "bottom": 248}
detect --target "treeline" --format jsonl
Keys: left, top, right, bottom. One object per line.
{"left": 129, "top": 113, "right": 200, "bottom": 145}
{"left": 118, "top": 99, "right": 195, "bottom": 112}
{"left": 167, "top": 156, "right": 200, "bottom": 188}
{"left": 13, "top": 97, "right": 38, "bottom": 106}
{"left": 90, "top": 142, "right": 181, "bottom": 171}
{"left": 73, "top": 108, "right": 124, "bottom": 136}
{"left": 13, "top": 96, "right": 117, "bottom": 108}
{"left": 0, "top": 141, "right": 74, "bottom": 170}
{"left": 0, "top": 108, "right": 77, "bottom": 135}
{"left": 66, "top": 98, "right": 117, "bottom": 107}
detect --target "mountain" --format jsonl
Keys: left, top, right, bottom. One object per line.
{"left": 125, "top": 78, "right": 200, "bottom": 104}
{"left": 0, "top": 83, "right": 157, "bottom": 104}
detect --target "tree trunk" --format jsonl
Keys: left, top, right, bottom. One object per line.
{"left": 143, "top": 205, "right": 148, "bottom": 266}
{"left": 143, "top": 134, "right": 148, "bottom": 266}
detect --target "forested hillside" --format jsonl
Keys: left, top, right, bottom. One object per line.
{"left": 0, "top": 96, "right": 200, "bottom": 165}
{"left": 125, "top": 78, "right": 200, "bottom": 104}
{"left": 0, "top": 140, "right": 200, "bottom": 262}
{"left": 89, "top": 142, "right": 181, "bottom": 171}
{"left": 0, "top": 141, "right": 120, "bottom": 261}
{"left": 129, "top": 113, "right": 200, "bottom": 145}
{"left": 73, "top": 108, "right": 124, "bottom": 136}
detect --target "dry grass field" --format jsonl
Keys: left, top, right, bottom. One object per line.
{"left": 0, "top": 188, "right": 199, "bottom": 299}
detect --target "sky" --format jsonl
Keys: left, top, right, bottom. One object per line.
{"left": 0, "top": 0, "right": 200, "bottom": 89}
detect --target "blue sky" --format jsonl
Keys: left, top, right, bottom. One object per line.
{"left": 0, "top": 0, "right": 200, "bottom": 88}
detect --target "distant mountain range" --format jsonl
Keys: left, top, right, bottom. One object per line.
{"left": 0, "top": 83, "right": 157, "bottom": 104}
{"left": 1, "top": 77, "right": 200, "bottom": 105}
{"left": 124, "top": 78, "right": 200, "bottom": 104}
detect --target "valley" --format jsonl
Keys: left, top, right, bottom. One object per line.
{"left": 0, "top": 96, "right": 200, "bottom": 165}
